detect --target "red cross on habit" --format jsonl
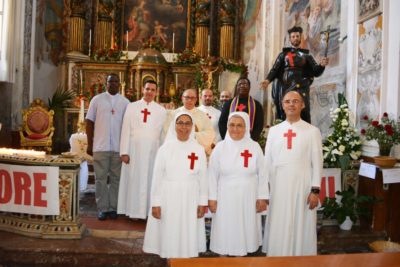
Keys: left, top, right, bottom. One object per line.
{"left": 286, "top": 52, "right": 296, "bottom": 67}
{"left": 240, "top": 149, "right": 252, "bottom": 168}
{"left": 111, "top": 109, "right": 115, "bottom": 115}
{"left": 141, "top": 108, "right": 151, "bottom": 123}
{"left": 284, "top": 129, "right": 296, "bottom": 149}
{"left": 237, "top": 104, "right": 246, "bottom": 111}
{"left": 188, "top": 152, "right": 198, "bottom": 170}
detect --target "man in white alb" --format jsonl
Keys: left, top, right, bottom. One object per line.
{"left": 86, "top": 73, "right": 130, "bottom": 221}
{"left": 198, "top": 89, "right": 221, "bottom": 145}
{"left": 263, "top": 90, "right": 323, "bottom": 256}
{"left": 118, "top": 80, "right": 167, "bottom": 219}
{"left": 163, "top": 89, "right": 215, "bottom": 155}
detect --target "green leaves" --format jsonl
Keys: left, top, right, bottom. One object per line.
{"left": 48, "top": 85, "right": 76, "bottom": 115}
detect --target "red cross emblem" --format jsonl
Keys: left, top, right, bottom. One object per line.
{"left": 237, "top": 104, "right": 246, "bottom": 111}
{"left": 240, "top": 149, "right": 252, "bottom": 168}
{"left": 284, "top": 129, "right": 296, "bottom": 149}
{"left": 286, "top": 52, "right": 296, "bottom": 67}
{"left": 141, "top": 108, "right": 151, "bottom": 123}
{"left": 188, "top": 152, "right": 198, "bottom": 170}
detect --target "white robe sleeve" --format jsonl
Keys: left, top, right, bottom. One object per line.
{"left": 198, "top": 148, "right": 208, "bottom": 205}
{"left": 119, "top": 105, "right": 132, "bottom": 156}
{"left": 208, "top": 145, "right": 220, "bottom": 201}
{"left": 256, "top": 145, "right": 269, "bottom": 199}
{"left": 311, "top": 127, "right": 323, "bottom": 188}
{"left": 264, "top": 129, "right": 274, "bottom": 196}
{"left": 194, "top": 111, "right": 215, "bottom": 154}
{"left": 150, "top": 146, "right": 167, "bottom": 207}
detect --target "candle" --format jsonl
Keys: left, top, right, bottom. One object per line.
{"left": 79, "top": 98, "right": 85, "bottom": 123}
{"left": 80, "top": 70, "right": 83, "bottom": 92}
{"left": 207, "top": 35, "right": 210, "bottom": 56}
{"left": 172, "top": 32, "right": 175, "bottom": 54}
{"left": 175, "top": 73, "right": 178, "bottom": 89}
{"left": 126, "top": 30, "right": 129, "bottom": 51}
{"left": 89, "top": 29, "right": 92, "bottom": 49}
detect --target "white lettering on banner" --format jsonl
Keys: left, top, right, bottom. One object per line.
{"left": 0, "top": 164, "right": 60, "bottom": 215}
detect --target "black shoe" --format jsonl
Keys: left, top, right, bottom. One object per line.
{"left": 97, "top": 211, "right": 107, "bottom": 221}
{"left": 108, "top": 211, "right": 118, "bottom": 220}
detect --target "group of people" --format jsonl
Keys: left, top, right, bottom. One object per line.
{"left": 84, "top": 25, "right": 328, "bottom": 258}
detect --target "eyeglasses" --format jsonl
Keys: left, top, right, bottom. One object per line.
{"left": 176, "top": 121, "right": 193, "bottom": 127}
{"left": 227, "top": 123, "right": 245, "bottom": 129}
{"left": 283, "top": 99, "right": 302, "bottom": 105}
{"left": 182, "top": 96, "right": 197, "bottom": 101}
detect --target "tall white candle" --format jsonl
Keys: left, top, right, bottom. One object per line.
{"left": 89, "top": 30, "right": 92, "bottom": 49}
{"left": 126, "top": 31, "right": 129, "bottom": 51}
{"left": 207, "top": 35, "right": 210, "bottom": 56}
{"left": 79, "top": 98, "right": 85, "bottom": 123}
{"left": 80, "top": 70, "right": 83, "bottom": 91}
{"left": 172, "top": 33, "right": 175, "bottom": 54}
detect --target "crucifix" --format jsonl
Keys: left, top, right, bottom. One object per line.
{"left": 320, "top": 25, "right": 337, "bottom": 57}
{"left": 284, "top": 129, "right": 296, "bottom": 149}
{"left": 240, "top": 149, "right": 252, "bottom": 168}
{"left": 141, "top": 108, "right": 151, "bottom": 123}
{"left": 188, "top": 152, "right": 199, "bottom": 170}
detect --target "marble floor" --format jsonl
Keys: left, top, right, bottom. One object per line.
{"left": 0, "top": 190, "right": 387, "bottom": 267}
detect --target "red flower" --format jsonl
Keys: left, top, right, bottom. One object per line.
{"left": 361, "top": 129, "right": 366, "bottom": 135}
{"left": 383, "top": 112, "right": 388, "bottom": 118}
{"left": 371, "top": 120, "right": 379, "bottom": 127}
{"left": 385, "top": 124, "right": 394, "bottom": 135}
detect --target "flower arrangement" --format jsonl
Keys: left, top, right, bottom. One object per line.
{"left": 323, "top": 94, "right": 362, "bottom": 170}
{"left": 361, "top": 112, "right": 400, "bottom": 155}
{"left": 176, "top": 47, "right": 201, "bottom": 64}
{"left": 141, "top": 35, "right": 166, "bottom": 52}
{"left": 91, "top": 46, "right": 124, "bottom": 61}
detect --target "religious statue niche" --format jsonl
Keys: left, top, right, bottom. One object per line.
{"left": 122, "top": 0, "right": 189, "bottom": 52}
{"left": 130, "top": 48, "right": 169, "bottom": 102}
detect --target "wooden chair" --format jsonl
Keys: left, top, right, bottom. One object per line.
{"left": 19, "top": 98, "right": 55, "bottom": 153}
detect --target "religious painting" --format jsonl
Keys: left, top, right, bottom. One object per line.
{"left": 356, "top": 15, "right": 382, "bottom": 129}
{"left": 283, "top": 0, "right": 341, "bottom": 66}
{"left": 123, "top": 0, "right": 189, "bottom": 52}
{"left": 310, "top": 83, "right": 341, "bottom": 139}
{"left": 358, "top": 0, "right": 382, "bottom": 23}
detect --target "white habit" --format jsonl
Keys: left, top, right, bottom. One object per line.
{"left": 163, "top": 107, "right": 215, "bottom": 155}
{"left": 209, "top": 112, "right": 268, "bottom": 256}
{"left": 198, "top": 104, "right": 221, "bottom": 144}
{"left": 263, "top": 120, "right": 323, "bottom": 256}
{"left": 143, "top": 112, "right": 208, "bottom": 258}
{"left": 118, "top": 99, "right": 166, "bottom": 219}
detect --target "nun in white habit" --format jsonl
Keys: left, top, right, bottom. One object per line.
{"left": 208, "top": 112, "right": 269, "bottom": 256}
{"left": 143, "top": 111, "right": 208, "bottom": 258}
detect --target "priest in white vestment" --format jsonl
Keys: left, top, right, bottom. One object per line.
{"left": 198, "top": 89, "right": 221, "bottom": 144}
{"left": 118, "top": 80, "right": 167, "bottom": 219}
{"left": 163, "top": 89, "right": 215, "bottom": 155}
{"left": 263, "top": 91, "right": 323, "bottom": 256}
{"left": 208, "top": 112, "right": 268, "bottom": 256}
{"left": 143, "top": 111, "right": 208, "bottom": 258}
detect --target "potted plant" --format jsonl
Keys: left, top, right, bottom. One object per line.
{"left": 321, "top": 186, "right": 376, "bottom": 230}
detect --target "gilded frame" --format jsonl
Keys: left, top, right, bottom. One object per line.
{"left": 119, "top": 0, "right": 195, "bottom": 52}
{"left": 358, "top": 0, "right": 382, "bottom": 23}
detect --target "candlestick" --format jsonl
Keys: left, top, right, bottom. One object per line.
{"left": 126, "top": 31, "right": 129, "bottom": 50}
{"left": 172, "top": 32, "right": 175, "bottom": 54}
{"left": 175, "top": 73, "right": 178, "bottom": 89}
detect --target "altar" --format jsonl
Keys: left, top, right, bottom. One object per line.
{"left": 0, "top": 151, "right": 85, "bottom": 239}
